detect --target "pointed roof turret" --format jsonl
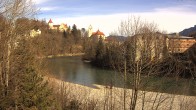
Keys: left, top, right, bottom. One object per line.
{"left": 89, "top": 25, "right": 92, "bottom": 30}
{"left": 48, "top": 18, "right": 53, "bottom": 23}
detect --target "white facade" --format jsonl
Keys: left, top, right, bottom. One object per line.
{"left": 88, "top": 25, "right": 93, "bottom": 37}
{"left": 30, "top": 29, "right": 41, "bottom": 37}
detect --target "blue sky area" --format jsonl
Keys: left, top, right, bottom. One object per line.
{"left": 33, "top": 0, "right": 196, "bottom": 35}
{"left": 37, "top": 0, "right": 195, "bottom": 17}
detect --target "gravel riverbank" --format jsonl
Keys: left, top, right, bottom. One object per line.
{"left": 45, "top": 76, "right": 196, "bottom": 110}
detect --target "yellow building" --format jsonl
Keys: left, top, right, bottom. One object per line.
{"left": 48, "top": 19, "right": 68, "bottom": 32}
{"left": 30, "top": 29, "right": 41, "bottom": 37}
{"left": 130, "top": 33, "right": 166, "bottom": 62}
{"left": 167, "top": 36, "right": 196, "bottom": 53}
{"left": 91, "top": 30, "right": 106, "bottom": 41}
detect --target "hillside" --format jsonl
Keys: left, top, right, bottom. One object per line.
{"left": 106, "top": 35, "right": 127, "bottom": 42}
{"left": 179, "top": 25, "right": 196, "bottom": 38}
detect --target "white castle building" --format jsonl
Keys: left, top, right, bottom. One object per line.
{"left": 48, "top": 19, "right": 68, "bottom": 32}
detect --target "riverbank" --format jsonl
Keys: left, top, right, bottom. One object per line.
{"left": 45, "top": 76, "right": 196, "bottom": 110}
{"left": 38, "top": 53, "right": 85, "bottom": 59}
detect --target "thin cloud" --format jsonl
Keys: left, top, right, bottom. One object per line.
{"left": 154, "top": 5, "right": 196, "bottom": 13}
{"left": 32, "top": 0, "right": 51, "bottom": 4}
{"left": 41, "top": 7, "right": 59, "bottom": 11}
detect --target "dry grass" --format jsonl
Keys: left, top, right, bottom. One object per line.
{"left": 44, "top": 76, "right": 196, "bottom": 110}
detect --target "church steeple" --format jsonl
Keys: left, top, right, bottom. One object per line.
{"left": 48, "top": 18, "right": 53, "bottom": 29}
{"left": 88, "top": 25, "right": 93, "bottom": 37}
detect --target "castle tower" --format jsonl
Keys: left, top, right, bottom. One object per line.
{"left": 48, "top": 18, "right": 53, "bottom": 29}
{"left": 88, "top": 25, "right": 93, "bottom": 37}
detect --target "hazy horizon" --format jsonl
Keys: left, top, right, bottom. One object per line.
{"left": 33, "top": 0, "right": 196, "bottom": 36}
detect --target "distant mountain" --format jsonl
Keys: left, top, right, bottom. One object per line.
{"left": 179, "top": 25, "right": 196, "bottom": 38}
{"left": 106, "top": 35, "right": 127, "bottom": 42}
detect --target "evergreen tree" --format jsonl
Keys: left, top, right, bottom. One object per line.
{"left": 0, "top": 39, "right": 55, "bottom": 109}
{"left": 71, "top": 24, "right": 77, "bottom": 36}
{"left": 94, "top": 38, "right": 106, "bottom": 67}
{"left": 63, "top": 30, "right": 68, "bottom": 39}
{"left": 71, "top": 24, "right": 81, "bottom": 44}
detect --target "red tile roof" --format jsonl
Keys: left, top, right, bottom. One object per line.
{"left": 92, "top": 30, "right": 105, "bottom": 36}
{"left": 63, "top": 23, "right": 67, "bottom": 27}
{"left": 48, "top": 19, "right": 53, "bottom": 23}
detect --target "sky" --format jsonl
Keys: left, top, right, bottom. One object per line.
{"left": 32, "top": 0, "right": 196, "bottom": 36}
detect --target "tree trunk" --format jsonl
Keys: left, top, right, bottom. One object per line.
{"left": 124, "top": 60, "right": 127, "bottom": 110}
{"left": 130, "top": 62, "right": 140, "bottom": 110}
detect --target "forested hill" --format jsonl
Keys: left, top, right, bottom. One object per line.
{"left": 179, "top": 25, "right": 196, "bottom": 38}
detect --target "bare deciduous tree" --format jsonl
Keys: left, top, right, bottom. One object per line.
{"left": 111, "top": 16, "right": 169, "bottom": 110}
{"left": 0, "top": 0, "right": 37, "bottom": 106}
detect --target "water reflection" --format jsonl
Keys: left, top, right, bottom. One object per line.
{"left": 46, "top": 56, "right": 122, "bottom": 87}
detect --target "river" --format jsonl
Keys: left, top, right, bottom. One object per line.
{"left": 45, "top": 56, "right": 124, "bottom": 88}
{"left": 45, "top": 56, "right": 196, "bottom": 96}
